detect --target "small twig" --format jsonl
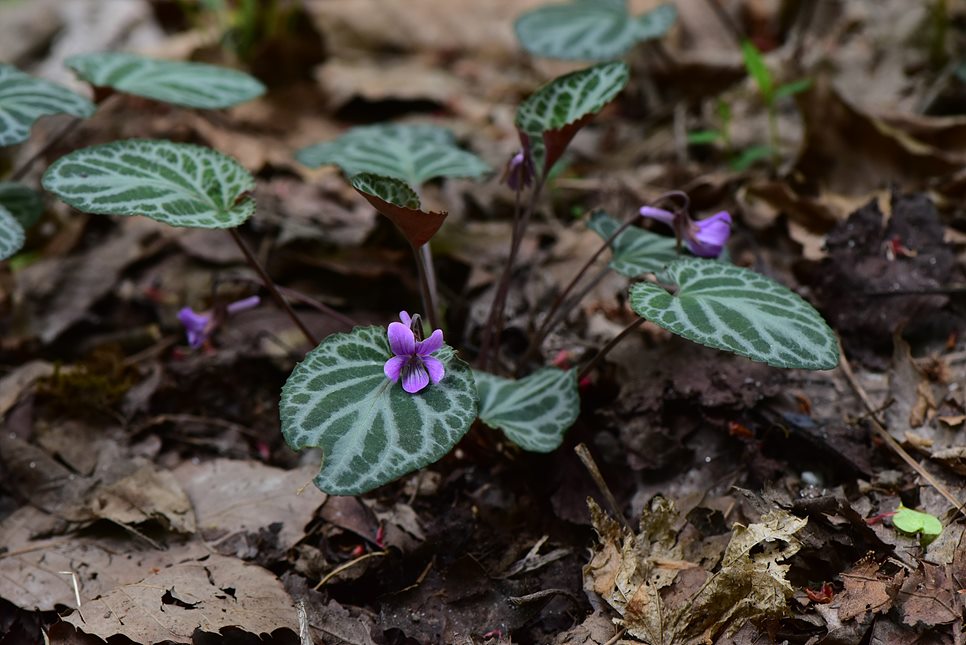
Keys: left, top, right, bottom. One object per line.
{"left": 58, "top": 571, "right": 82, "bottom": 609}
{"left": 314, "top": 551, "right": 388, "bottom": 590}
{"left": 227, "top": 228, "right": 318, "bottom": 347}
{"left": 577, "top": 317, "right": 646, "bottom": 382}
{"left": 703, "top": 0, "right": 745, "bottom": 45}
{"left": 838, "top": 341, "right": 965, "bottom": 516}
{"left": 575, "top": 443, "right": 631, "bottom": 531}
{"left": 602, "top": 628, "right": 627, "bottom": 645}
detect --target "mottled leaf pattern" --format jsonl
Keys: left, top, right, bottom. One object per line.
{"left": 66, "top": 52, "right": 265, "bottom": 109}
{"left": 0, "top": 182, "right": 43, "bottom": 229}
{"left": 42, "top": 140, "right": 255, "bottom": 229}
{"left": 629, "top": 258, "right": 839, "bottom": 369}
{"left": 350, "top": 174, "right": 420, "bottom": 209}
{"left": 0, "top": 64, "right": 95, "bottom": 147}
{"left": 474, "top": 368, "right": 579, "bottom": 452}
{"left": 515, "top": 62, "right": 628, "bottom": 171}
{"left": 280, "top": 326, "right": 478, "bottom": 495}
{"left": 515, "top": 0, "right": 676, "bottom": 61}
{"left": 587, "top": 211, "right": 678, "bottom": 277}
{"left": 0, "top": 205, "right": 26, "bottom": 261}
{"left": 297, "top": 123, "right": 489, "bottom": 187}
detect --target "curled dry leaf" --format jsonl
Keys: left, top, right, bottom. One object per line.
{"left": 584, "top": 496, "right": 807, "bottom": 644}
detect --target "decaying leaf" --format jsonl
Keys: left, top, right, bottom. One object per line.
{"left": 836, "top": 557, "right": 904, "bottom": 622}
{"left": 63, "top": 551, "right": 297, "bottom": 642}
{"left": 585, "top": 496, "right": 806, "bottom": 644}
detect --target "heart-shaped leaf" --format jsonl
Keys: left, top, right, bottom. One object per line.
{"left": 892, "top": 506, "right": 943, "bottom": 542}
{"left": 0, "top": 64, "right": 95, "bottom": 147}
{"left": 0, "top": 182, "right": 43, "bottom": 229}
{"left": 280, "top": 325, "right": 478, "bottom": 495}
{"left": 297, "top": 123, "right": 489, "bottom": 187}
{"left": 515, "top": 1, "right": 676, "bottom": 61}
{"left": 42, "top": 139, "right": 256, "bottom": 229}
{"left": 66, "top": 52, "right": 265, "bottom": 109}
{"left": 350, "top": 173, "right": 447, "bottom": 247}
{"left": 0, "top": 205, "right": 26, "bottom": 261}
{"left": 474, "top": 368, "right": 579, "bottom": 452}
{"left": 588, "top": 211, "right": 678, "bottom": 277}
{"left": 629, "top": 258, "right": 839, "bottom": 369}
{"left": 516, "top": 62, "right": 629, "bottom": 173}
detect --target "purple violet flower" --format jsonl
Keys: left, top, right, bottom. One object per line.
{"left": 503, "top": 149, "right": 535, "bottom": 191}
{"left": 383, "top": 311, "right": 445, "bottom": 394}
{"left": 640, "top": 206, "right": 732, "bottom": 258}
{"left": 177, "top": 295, "right": 261, "bottom": 349}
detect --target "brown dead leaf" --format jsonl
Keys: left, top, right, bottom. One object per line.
{"left": 552, "top": 610, "right": 620, "bottom": 645}
{"left": 836, "top": 557, "right": 904, "bottom": 621}
{"left": 0, "top": 506, "right": 210, "bottom": 611}
{"left": 0, "top": 360, "right": 54, "bottom": 418}
{"left": 17, "top": 217, "right": 168, "bottom": 344}
{"left": 585, "top": 496, "right": 807, "bottom": 644}
{"left": 63, "top": 550, "right": 297, "bottom": 643}
{"left": 317, "top": 57, "right": 467, "bottom": 110}
{"left": 87, "top": 463, "right": 196, "bottom": 534}
{"left": 174, "top": 459, "right": 324, "bottom": 551}
{"left": 899, "top": 562, "right": 959, "bottom": 627}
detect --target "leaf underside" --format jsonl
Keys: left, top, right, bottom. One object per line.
{"left": 587, "top": 211, "right": 678, "bottom": 277}
{"left": 515, "top": 0, "right": 676, "bottom": 61}
{"left": 0, "top": 205, "right": 26, "bottom": 261}
{"left": 0, "top": 64, "right": 95, "bottom": 147}
{"left": 350, "top": 173, "right": 447, "bottom": 247}
{"left": 629, "top": 258, "right": 839, "bottom": 369}
{"left": 42, "top": 139, "right": 256, "bottom": 229}
{"left": 297, "top": 123, "right": 489, "bottom": 187}
{"left": 474, "top": 368, "right": 580, "bottom": 452}
{"left": 66, "top": 52, "right": 265, "bottom": 109}
{"left": 280, "top": 326, "right": 479, "bottom": 495}
{"left": 515, "top": 62, "right": 629, "bottom": 172}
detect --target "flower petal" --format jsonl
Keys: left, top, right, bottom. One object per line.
{"left": 639, "top": 206, "right": 676, "bottom": 225}
{"left": 416, "top": 329, "right": 444, "bottom": 355}
{"left": 398, "top": 311, "right": 412, "bottom": 327}
{"left": 688, "top": 211, "right": 732, "bottom": 257}
{"left": 401, "top": 360, "right": 430, "bottom": 393}
{"left": 177, "top": 307, "right": 211, "bottom": 348}
{"left": 384, "top": 355, "right": 406, "bottom": 382}
{"left": 226, "top": 295, "right": 261, "bottom": 315}
{"left": 423, "top": 356, "right": 445, "bottom": 384}
{"left": 387, "top": 321, "right": 416, "bottom": 356}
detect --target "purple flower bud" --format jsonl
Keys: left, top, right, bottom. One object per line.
{"left": 688, "top": 211, "right": 732, "bottom": 258}
{"left": 383, "top": 311, "right": 445, "bottom": 394}
{"left": 640, "top": 205, "right": 732, "bottom": 259}
{"left": 177, "top": 307, "right": 212, "bottom": 349}
{"left": 503, "top": 149, "right": 534, "bottom": 191}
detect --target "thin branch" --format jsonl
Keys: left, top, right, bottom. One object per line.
{"left": 577, "top": 317, "right": 646, "bottom": 382}
{"left": 227, "top": 228, "right": 318, "bottom": 347}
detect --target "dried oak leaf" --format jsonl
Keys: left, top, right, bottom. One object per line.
{"left": 836, "top": 557, "right": 905, "bottom": 621}
{"left": 585, "top": 497, "right": 807, "bottom": 645}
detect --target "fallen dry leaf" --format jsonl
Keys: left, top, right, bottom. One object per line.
{"left": 87, "top": 463, "right": 196, "bottom": 534}
{"left": 585, "top": 496, "right": 807, "bottom": 644}
{"left": 836, "top": 557, "right": 904, "bottom": 622}
{"left": 64, "top": 550, "right": 297, "bottom": 642}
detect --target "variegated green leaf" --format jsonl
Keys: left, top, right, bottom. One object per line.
{"left": 515, "top": 62, "right": 629, "bottom": 171}
{"left": 474, "top": 368, "right": 579, "bottom": 452}
{"left": 0, "top": 205, "right": 26, "bottom": 261}
{"left": 297, "top": 123, "right": 489, "bottom": 187}
{"left": 588, "top": 211, "right": 678, "bottom": 277}
{"left": 350, "top": 173, "right": 420, "bottom": 209}
{"left": 0, "top": 182, "right": 43, "bottom": 229}
{"left": 42, "top": 139, "right": 255, "bottom": 229}
{"left": 629, "top": 258, "right": 839, "bottom": 370}
{"left": 66, "top": 52, "right": 265, "bottom": 109}
{"left": 0, "top": 64, "right": 95, "bottom": 147}
{"left": 515, "top": 1, "right": 676, "bottom": 61}
{"left": 280, "top": 326, "right": 478, "bottom": 495}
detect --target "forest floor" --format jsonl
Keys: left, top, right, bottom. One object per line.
{"left": 1, "top": 0, "right": 965, "bottom": 644}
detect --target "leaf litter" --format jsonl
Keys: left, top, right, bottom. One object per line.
{"left": 3, "top": 0, "right": 966, "bottom": 643}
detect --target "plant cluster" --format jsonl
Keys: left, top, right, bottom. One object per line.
{"left": 0, "top": 9, "right": 840, "bottom": 498}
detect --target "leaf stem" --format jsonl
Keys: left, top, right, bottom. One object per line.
{"left": 227, "top": 227, "right": 319, "bottom": 347}
{"left": 479, "top": 178, "right": 543, "bottom": 370}
{"left": 577, "top": 317, "right": 646, "bottom": 382}
{"left": 413, "top": 242, "right": 440, "bottom": 330}
{"left": 9, "top": 94, "right": 120, "bottom": 182}
{"left": 522, "top": 191, "right": 689, "bottom": 371}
